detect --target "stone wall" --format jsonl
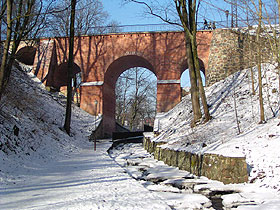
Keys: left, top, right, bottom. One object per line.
{"left": 206, "top": 29, "right": 273, "bottom": 86}
{"left": 144, "top": 137, "right": 248, "bottom": 184}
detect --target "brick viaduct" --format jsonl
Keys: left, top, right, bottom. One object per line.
{"left": 16, "top": 29, "right": 271, "bottom": 137}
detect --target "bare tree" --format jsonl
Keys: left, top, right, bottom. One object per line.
{"left": 106, "top": 20, "right": 122, "bottom": 33}
{"left": 174, "top": 0, "right": 202, "bottom": 125}
{"left": 0, "top": 0, "right": 12, "bottom": 101}
{"left": 115, "top": 67, "right": 157, "bottom": 131}
{"left": 116, "top": 71, "right": 133, "bottom": 126}
{"left": 225, "top": 0, "right": 268, "bottom": 123}
{"left": 127, "top": 0, "right": 210, "bottom": 126}
{"left": 64, "top": 0, "right": 76, "bottom": 135}
{"left": 0, "top": 0, "right": 7, "bottom": 42}
{"left": 262, "top": 0, "right": 280, "bottom": 91}
{"left": 0, "top": 0, "right": 47, "bottom": 101}
{"left": 256, "top": 0, "right": 265, "bottom": 123}
{"left": 5, "top": 0, "right": 40, "bottom": 79}
{"left": 49, "top": 0, "right": 108, "bottom": 36}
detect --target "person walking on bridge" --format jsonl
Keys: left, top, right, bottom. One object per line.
{"left": 203, "top": 19, "right": 208, "bottom": 30}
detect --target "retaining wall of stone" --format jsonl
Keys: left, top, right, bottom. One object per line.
{"left": 144, "top": 137, "right": 248, "bottom": 184}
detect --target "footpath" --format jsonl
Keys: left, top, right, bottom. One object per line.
{"left": 0, "top": 141, "right": 170, "bottom": 210}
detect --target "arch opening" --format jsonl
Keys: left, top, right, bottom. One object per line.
{"left": 180, "top": 58, "right": 206, "bottom": 96}
{"left": 48, "top": 62, "right": 82, "bottom": 105}
{"left": 115, "top": 67, "right": 157, "bottom": 131}
{"left": 52, "top": 62, "right": 81, "bottom": 89}
{"left": 104, "top": 55, "right": 155, "bottom": 86}
{"left": 103, "top": 55, "right": 156, "bottom": 137}
{"left": 15, "top": 46, "right": 36, "bottom": 65}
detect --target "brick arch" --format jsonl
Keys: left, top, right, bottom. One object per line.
{"left": 15, "top": 46, "right": 37, "bottom": 65}
{"left": 48, "top": 62, "right": 81, "bottom": 89}
{"left": 104, "top": 55, "right": 155, "bottom": 86}
{"left": 33, "top": 31, "right": 214, "bottom": 137}
{"left": 179, "top": 58, "right": 206, "bottom": 76}
{"left": 102, "top": 55, "right": 156, "bottom": 138}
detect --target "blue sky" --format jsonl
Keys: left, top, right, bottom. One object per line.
{"left": 102, "top": 0, "right": 231, "bottom": 27}
{"left": 103, "top": 0, "right": 279, "bottom": 28}
{"left": 102, "top": 0, "right": 162, "bottom": 25}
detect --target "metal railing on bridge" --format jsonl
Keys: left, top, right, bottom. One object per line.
{"left": 90, "top": 23, "right": 182, "bottom": 35}
{"left": 86, "top": 16, "right": 280, "bottom": 36}
{"left": 87, "top": 21, "right": 228, "bottom": 35}
{"left": 41, "top": 21, "right": 231, "bottom": 38}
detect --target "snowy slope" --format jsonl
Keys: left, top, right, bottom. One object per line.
{"left": 0, "top": 65, "right": 171, "bottom": 209}
{"left": 153, "top": 63, "right": 280, "bottom": 192}
{"left": 1, "top": 60, "right": 280, "bottom": 209}
{"left": 0, "top": 64, "right": 97, "bottom": 184}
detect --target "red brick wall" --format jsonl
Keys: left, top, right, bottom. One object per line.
{"left": 32, "top": 31, "right": 213, "bottom": 137}
{"left": 157, "top": 83, "right": 182, "bottom": 112}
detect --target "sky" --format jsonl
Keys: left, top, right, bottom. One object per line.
{"left": 102, "top": 0, "right": 166, "bottom": 26}
{"left": 102, "top": 0, "right": 231, "bottom": 28}
{"left": 102, "top": 0, "right": 278, "bottom": 29}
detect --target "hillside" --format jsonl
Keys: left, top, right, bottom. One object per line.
{"left": 154, "top": 63, "right": 280, "bottom": 192}
{"left": 0, "top": 61, "right": 280, "bottom": 205}
{"left": 0, "top": 63, "right": 96, "bottom": 184}
{"left": 0, "top": 64, "right": 172, "bottom": 210}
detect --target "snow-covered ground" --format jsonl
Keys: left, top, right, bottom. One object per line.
{"left": 154, "top": 63, "right": 280, "bottom": 193}
{"left": 0, "top": 141, "right": 171, "bottom": 210}
{"left": 0, "top": 65, "right": 170, "bottom": 209}
{"left": 1, "top": 61, "right": 280, "bottom": 209}
{"left": 110, "top": 143, "right": 280, "bottom": 210}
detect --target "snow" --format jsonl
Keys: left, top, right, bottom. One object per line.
{"left": 236, "top": 200, "right": 280, "bottom": 210}
{"left": 1, "top": 60, "right": 280, "bottom": 209}
{"left": 0, "top": 143, "right": 171, "bottom": 210}
{"left": 109, "top": 142, "right": 280, "bottom": 210}
{"left": 109, "top": 143, "right": 213, "bottom": 209}
{"left": 0, "top": 65, "right": 169, "bottom": 209}
{"left": 222, "top": 191, "right": 279, "bottom": 209}
{"left": 152, "top": 63, "right": 280, "bottom": 192}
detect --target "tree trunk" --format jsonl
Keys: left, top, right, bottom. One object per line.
{"left": 191, "top": 34, "right": 211, "bottom": 122}
{"left": 0, "top": 0, "right": 4, "bottom": 43}
{"left": 233, "top": 86, "right": 241, "bottom": 134}
{"left": 249, "top": 35, "right": 256, "bottom": 95}
{"left": 189, "top": 0, "right": 207, "bottom": 123}
{"left": 64, "top": 0, "right": 76, "bottom": 134}
{"left": 0, "top": 0, "right": 13, "bottom": 101}
{"left": 3, "top": 0, "right": 23, "bottom": 85}
{"left": 278, "top": 1, "right": 280, "bottom": 92}
{"left": 3, "top": 0, "right": 37, "bottom": 90}
{"left": 257, "top": 0, "right": 265, "bottom": 123}
{"left": 179, "top": 0, "right": 202, "bottom": 125}
{"left": 185, "top": 34, "right": 202, "bottom": 125}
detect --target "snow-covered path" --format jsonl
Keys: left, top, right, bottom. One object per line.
{"left": 0, "top": 141, "right": 170, "bottom": 210}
